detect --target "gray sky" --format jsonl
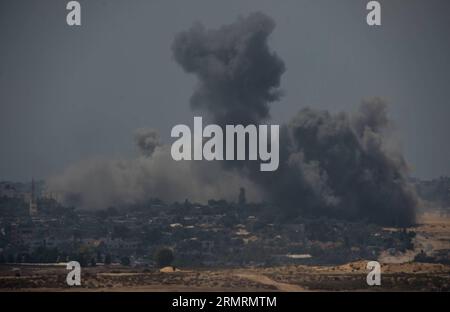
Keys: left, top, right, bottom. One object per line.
{"left": 1, "top": 0, "right": 449, "bottom": 181}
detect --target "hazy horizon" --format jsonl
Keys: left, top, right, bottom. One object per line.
{"left": 1, "top": 0, "right": 450, "bottom": 181}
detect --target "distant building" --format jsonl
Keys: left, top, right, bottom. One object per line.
{"left": 29, "top": 179, "right": 38, "bottom": 217}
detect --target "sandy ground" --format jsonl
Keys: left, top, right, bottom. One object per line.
{"left": 1, "top": 260, "right": 449, "bottom": 292}
{"left": 234, "top": 273, "right": 306, "bottom": 292}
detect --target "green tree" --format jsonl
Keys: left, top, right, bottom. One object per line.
{"left": 104, "top": 254, "right": 112, "bottom": 265}
{"left": 120, "top": 256, "right": 130, "bottom": 266}
{"left": 154, "top": 248, "right": 174, "bottom": 268}
{"left": 75, "top": 253, "right": 89, "bottom": 267}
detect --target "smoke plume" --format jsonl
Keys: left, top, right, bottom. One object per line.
{"left": 48, "top": 144, "right": 262, "bottom": 210}
{"left": 267, "top": 98, "right": 417, "bottom": 226}
{"left": 172, "top": 12, "right": 285, "bottom": 126}
{"left": 49, "top": 12, "right": 417, "bottom": 226}
{"left": 134, "top": 128, "right": 161, "bottom": 157}
{"left": 171, "top": 12, "right": 418, "bottom": 226}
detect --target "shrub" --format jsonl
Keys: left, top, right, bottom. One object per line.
{"left": 154, "top": 248, "right": 174, "bottom": 268}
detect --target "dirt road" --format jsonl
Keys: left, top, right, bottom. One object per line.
{"left": 235, "top": 273, "right": 306, "bottom": 292}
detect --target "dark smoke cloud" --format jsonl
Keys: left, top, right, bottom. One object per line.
{"left": 134, "top": 128, "right": 161, "bottom": 157}
{"left": 49, "top": 12, "right": 418, "bottom": 226}
{"left": 172, "top": 12, "right": 285, "bottom": 126}
{"left": 269, "top": 98, "right": 417, "bottom": 226}
{"left": 172, "top": 13, "right": 418, "bottom": 226}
